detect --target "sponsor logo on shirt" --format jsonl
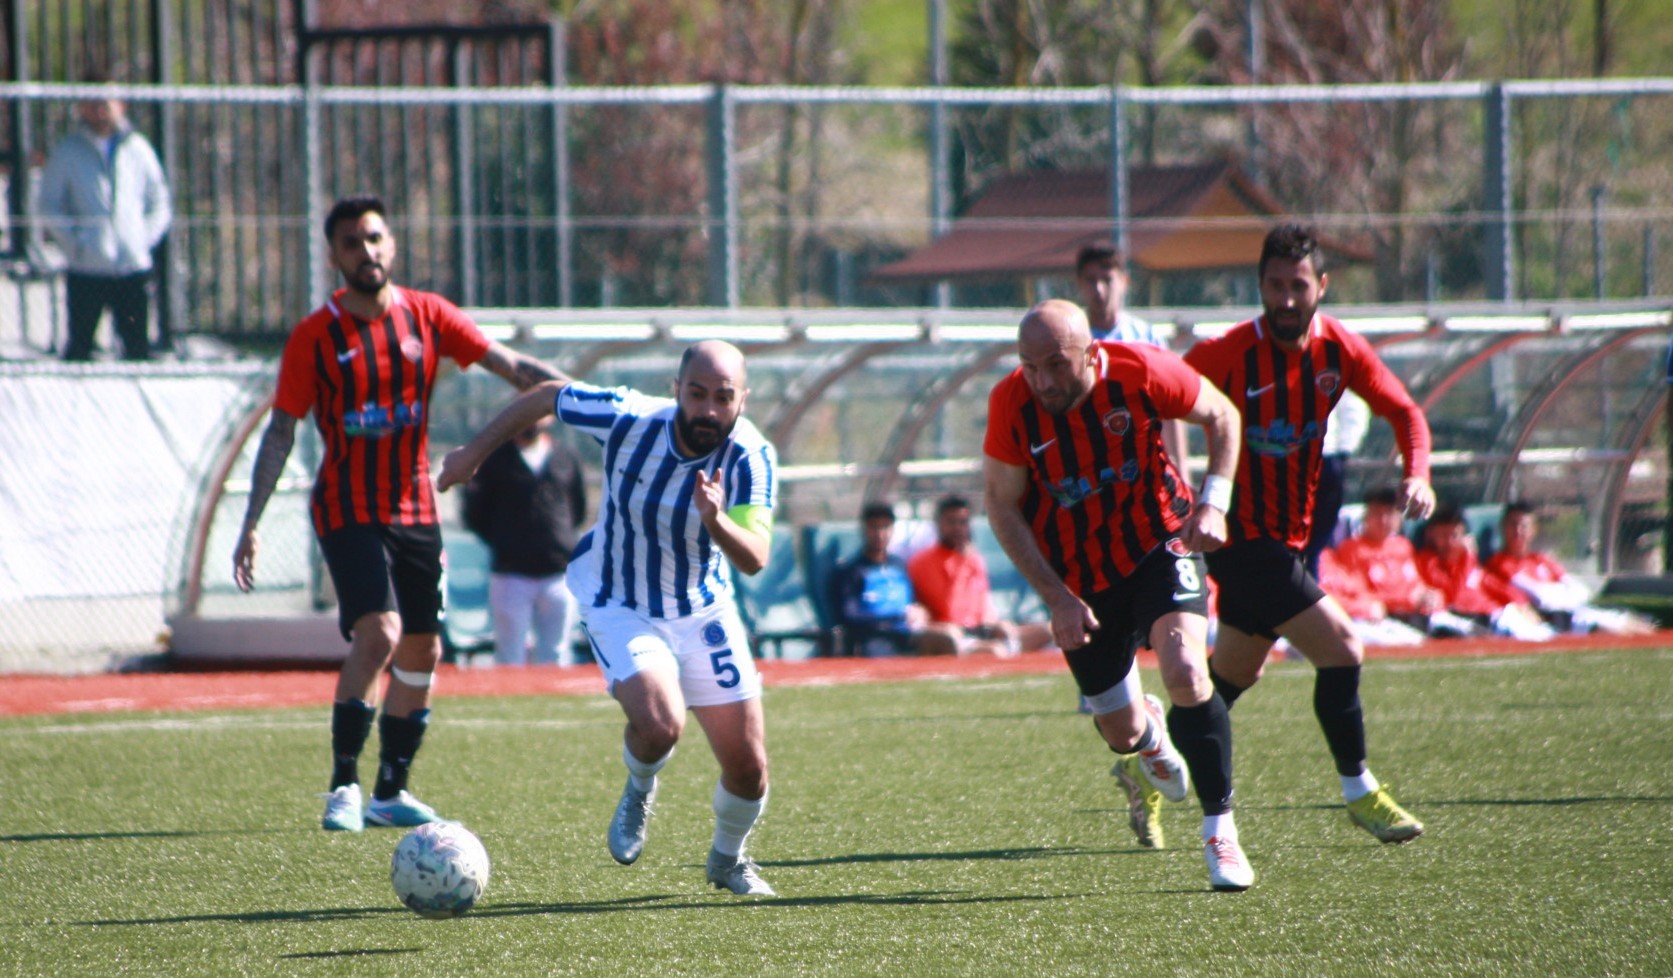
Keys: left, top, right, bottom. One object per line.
{"left": 343, "top": 400, "right": 424, "bottom": 438}
{"left": 1246, "top": 418, "right": 1322, "bottom": 457}
{"left": 1046, "top": 459, "right": 1140, "bottom": 508}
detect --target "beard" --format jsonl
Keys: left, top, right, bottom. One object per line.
{"left": 1264, "top": 306, "right": 1313, "bottom": 343}
{"left": 343, "top": 262, "right": 388, "bottom": 295}
{"left": 676, "top": 409, "right": 731, "bottom": 455}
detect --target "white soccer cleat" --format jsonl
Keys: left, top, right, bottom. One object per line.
{"left": 608, "top": 778, "right": 656, "bottom": 865}
{"left": 1204, "top": 835, "right": 1255, "bottom": 892}
{"left": 1135, "top": 694, "right": 1190, "bottom": 803}
{"left": 706, "top": 848, "right": 776, "bottom": 896}
{"left": 321, "top": 783, "right": 364, "bottom": 832}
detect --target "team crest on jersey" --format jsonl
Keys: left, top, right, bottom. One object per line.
{"left": 1165, "top": 538, "right": 1191, "bottom": 558}
{"left": 400, "top": 336, "right": 424, "bottom": 363}
{"left": 701, "top": 622, "right": 728, "bottom": 647}
{"left": 1316, "top": 369, "right": 1341, "bottom": 395}
{"left": 1102, "top": 408, "right": 1131, "bottom": 436}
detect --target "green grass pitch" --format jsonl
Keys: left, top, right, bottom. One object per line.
{"left": 2, "top": 648, "right": 1670, "bottom": 977}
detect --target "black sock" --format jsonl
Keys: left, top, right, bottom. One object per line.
{"left": 1168, "top": 694, "right": 1235, "bottom": 815}
{"left": 329, "top": 699, "right": 376, "bottom": 790}
{"left": 1314, "top": 665, "right": 1368, "bottom": 777}
{"left": 1208, "top": 659, "right": 1248, "bottom": 709}
{"left": 374, "top": 708, "right": 431, "bottom": 801}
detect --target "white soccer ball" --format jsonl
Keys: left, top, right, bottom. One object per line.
{"left": 390, "top": 821, "right": 491, "bottom": 919}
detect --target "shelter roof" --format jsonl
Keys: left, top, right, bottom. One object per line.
{"left": 871, "top": 160, "right": 1370, "bottom": 282}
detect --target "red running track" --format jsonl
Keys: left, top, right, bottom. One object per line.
{"left": 1, "top": 632, "right": 1665, "bottom": 717}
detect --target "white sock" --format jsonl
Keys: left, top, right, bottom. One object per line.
{"left": 1341, "top": 769, "right": 1380, "bottom": 803}
{"left": 711, "top": 782, "right": 766, "bottom": 858}
{"left": 1202, "top": 812, "right": 1238, "bottom": 842}
{"left": 624, "top": 743, "right": 672, "bottom": 794}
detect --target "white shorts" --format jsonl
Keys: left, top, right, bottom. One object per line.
{"left": 580, "top": 601, "right": 761, "bottom": 708}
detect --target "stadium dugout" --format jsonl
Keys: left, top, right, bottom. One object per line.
{"left": 0, "top": 303, "right": 1666, "bottom": 671}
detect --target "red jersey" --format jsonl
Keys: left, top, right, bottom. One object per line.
{"left": 1416, "top": 548, "right": 1524, "bottom": 616}
{"left": 1317, "top": 547, "right": 1379, "bottom": 620}
{"left": 906, "top": 543, "right": 994, "bottom": 628}
{"left": 983, "top": 342, "right": 1200, "bottom": 595}
{"left": 1184, "top": 314, "right": 1431, "bottom": 550}
{"left": 1483, "top": 551, "right": 1567, "bottom": 589}
{"left": 1333, "top": 533, "right": 1433, "bottom": 615}
{"left": 273, "top": 286, "right": 492, "bottom": 536}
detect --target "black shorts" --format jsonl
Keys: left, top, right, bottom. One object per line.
{"left": 1203, "top": 536, "right": 1326, "bottom": 640}
{"left": 1063, "top": 540, "right": 1209, "bottom": 698}
{"left": 318, "top": 523, "right": 445, "bottom": 641}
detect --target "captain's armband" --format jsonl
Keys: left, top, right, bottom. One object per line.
{"left": 727, "top": 503, "right": 774, "bottom": 540}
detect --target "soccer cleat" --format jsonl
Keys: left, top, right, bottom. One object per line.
{"left": 1135, "top": 694, "right": 1190, "bottom": 803}
{"left": 1112, "top": 753, "right": 1166, "bottom": 849}
{"left": 1204, "top": 835, "right": 1255, "bottom": 891}
{"left": 706, "top": 848, "right": 776, "bottom": 896}
{"left": 1346, "top": 787, "right": 1425, "bottom": 844}
{"left": 364, "top": 789, "right": 441, "bottom": 828}
{"left": 608, "top": 778, "right": 656, "bottom": 865}
{"left": 321, "top": 783, "right": 364, "bottom": 832}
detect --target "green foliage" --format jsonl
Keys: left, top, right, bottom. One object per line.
{"left": 2, "top": 650, "right": 1671, "bottom": 977}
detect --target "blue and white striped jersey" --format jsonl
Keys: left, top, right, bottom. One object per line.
{"left": 557, "top": 381, "right": 778, "bottom": 619}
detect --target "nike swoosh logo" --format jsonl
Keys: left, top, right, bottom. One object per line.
{"left": 1246, "top": 382, "right": 1275, "bottom": 397}
{"left": 337, "top": 349, "right": 360, "bottom": 363}
{"left": 1029, "top": 439, "right": 1057, "bottom": 455}
{"left": 1172, "top": 590, "right": 1201, "bottom": 602}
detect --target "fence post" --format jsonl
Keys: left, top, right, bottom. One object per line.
{"left": 705, "top": 84, "right": 738, "bottom": 308}
{"left": 1482, "top": 82, "right": 1514, "bottom": 300}
{"left": 546, "top": 19, "right": 572, "bottom": 308}
{"left": 450, "top": 41, "right": 479, "bottom": 307}
{"left": 929, "top": 0, "right": 951, "bottom": 309}
{"left": 4, "top": 0, "right": 31, "bottom": 258}
{"left": 149, "top": 0, "right": 184, "bottom": 350}
{"left": 1108, "top": 86, "right": 1129, "bottom": 260}
{"left": 1591, "top": 184, "right": 1607, "bottom": 298}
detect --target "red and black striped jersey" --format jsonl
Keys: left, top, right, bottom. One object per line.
{"left": 984, "top": 342, "right": 1200, "bottom": 594}
{"left": 273, "top": 286, "right": 492, "bottom": 536}
{"left": 1183, "top": 314, "right": 1431, "bottom": 550}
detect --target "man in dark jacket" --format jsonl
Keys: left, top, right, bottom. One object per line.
{"left": 462, "top": 417, "right": 587, "bottom": 665}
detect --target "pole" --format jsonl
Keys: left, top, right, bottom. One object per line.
{"left": 929, "top": 0, "right": 951, "bottom": 309}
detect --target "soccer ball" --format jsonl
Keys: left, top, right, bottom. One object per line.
{"left": 390, "top": 821, "right": 491, "bottom": 919}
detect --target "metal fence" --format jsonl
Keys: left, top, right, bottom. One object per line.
{"left": 2, "top": 76, "right": 1672, "bottom": 348}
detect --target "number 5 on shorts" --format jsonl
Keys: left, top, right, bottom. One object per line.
{"left": 710, "top": 648, "right": 741, "bottom": 689}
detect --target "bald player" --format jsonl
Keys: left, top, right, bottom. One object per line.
{"left": 983, "top": 299, "right": 1254, "bottom": 891}
{"left": 438, "top": 340, "right": 780, "bottom": 897}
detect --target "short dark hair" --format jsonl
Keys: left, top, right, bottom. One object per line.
{"left": 1426, "top": 503, "right": 1465, "bottom": 529}
{"left": 1503, "top": 500, "right": 1536, "bottom": 520}
{"left": 860, "top": 502, "right": 896, "bottom": 525}
{"left": 1363, "top": 486, "right": 1400, "bottom": 508}
{"left": 324, "top": 195, "right": 387, "bottom": 241}
{"left": 1258, "top": 222, "right": 1325, "bottom": 278}
{"left": 1076, "top": 243, "right": 1126, "bottom": 276}
{"left": 935, "top": 494, "right": 970, "bottom": 517}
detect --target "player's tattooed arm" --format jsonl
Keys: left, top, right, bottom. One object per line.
{"left": 233, "top": 409, "right": 298, "bottom": 591}
{"left": 478, "top": 342, "right": 571, "bottom": 392}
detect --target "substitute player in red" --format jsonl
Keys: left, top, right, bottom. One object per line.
{"left": 1183, "top": 223, "right": 1434, "bottom": 844}
{"left": 232, "top": 195, "right": 562, "bottom": 832}
{"left": 985, "top": 299, "right": 1254, "bottom": 891}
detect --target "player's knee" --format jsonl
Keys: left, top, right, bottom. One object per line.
{"left": 724, "top": 755, "right": 768, "bottom": 798}
{"left": 632, "top": 715, "right": 684, "bottom": 754}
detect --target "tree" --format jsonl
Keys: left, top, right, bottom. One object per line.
{"left": 1195, "top": 0, "right": 1469, "bottom": 302}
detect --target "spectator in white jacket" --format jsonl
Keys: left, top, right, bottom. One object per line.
{"left": 37, "top": 81, "right": 172, "bottom": 361}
